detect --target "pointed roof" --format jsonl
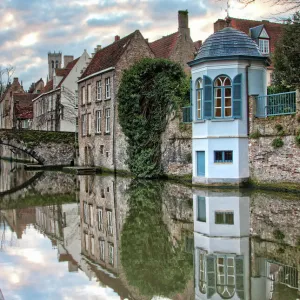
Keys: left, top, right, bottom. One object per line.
{"left": 149, "top": 32, "right": 179, "bottom": 59}
{"left": 14, "top": 93, "right": 38, "bottom": 119}
{"left": 80, "top": 31, "right": 138, "bottom": 79}
{"left": 57, "top": 57, "right": 80, "bottom": 87}
{"left": 42, "top": 79, "right": 54, "bottom": 93}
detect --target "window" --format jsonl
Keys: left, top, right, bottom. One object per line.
{"left": 91, "top": 236, "right": 95, "bottom": 255}
{"left": 216, "top": 256, "right": 235, "bottom": 298}
{"left": 83, "top": 202, "right": 89, "bottom": 224}
{"left": 215, "top": 212, "right": 234, "bottom": 225}
{"left": 47, "top": 96, "right": 51, "bottom": 112}
{"left": 214, "top": 151, "right": 233, "bottom": 163}
{"left": 108, "top": 243, "right": 114, "bottom": 266}
{"left": 101, "top": 189, "right": 105, "bottom": 198}
{"left": 96, "top": 110, "right": 101, "bottom": 133}
{"left": 81, "top": 114, "right": 86, "bottom": 136}
{"left": 214, "top": 76, "right": 232, "bottom": 118}
{"left": 197, "top": 196, "right": 206, "bottom": 222}
{"left": 259, "top": 39, "right": 269, "bottom": 54}
{"left": 87, "top": 84, "right": 91, "bottom": 103}
{"left": 97, "top": 208, "right": 103, "bottom": 231}
{"left": 100, "top": 240, "right": 105, "bottom": 261}
{"left": 22, "top": 120, "right": 29, "bottom": 129}
{"left": 105, "top": 108, "right": 110, "bottom": 133}
{"left": 107, "top": 187, "right": 109, "bottom": 193}
{"left": 100, "top": 145, "right": 104, "bottom": 154}
{"left": 81, "top": 86, "right": 86, "bottom": 105}
{"left": 97, "top": 80, "right": 102, "bottom": 101}
{"left": 106, "top": 151, "right": 109, "bottom": 158}
{"left": 75, "top": 90, "right": 78, "bottom": 108}
{"left": 84, "top": 233, "right": 89, "bottom": 251}
{"left": 105, "top": 77, "right": 111, "bottom": 99}
{"left": 87, "top": 113, "right": 91, "bottom": 135}
{"left": 199, "top": 251, "right": 207, "bottom": 294}
{"left": 196, "top": 79, "right": 202, "bottom": 119}
{"left": 89, "top": 204, "right": 94, "bottom": 226}
{"left": 107, "top": 210, "right": 113, "bottom": 236}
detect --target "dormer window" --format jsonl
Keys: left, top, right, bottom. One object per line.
{"left": 259, "top": 39, "right": 269, "bottom": 54}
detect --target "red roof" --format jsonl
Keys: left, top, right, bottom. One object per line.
{"left": 57, "top": 57, "right": 79, "bottom": 87}
{"left": 194, "top": 40, "right": 202, "bottom": 52}
{"left": 42, "top": 79, "right": 54, "bottom": 93}
{"left": 80, "top": 31, "right": 137, "bottom": 79}
{"left": 149, "top": 32, "right": 179, "bottom": 59}
{"left": 14, "top": 93, "right": 38, "bottom": 119}
{"left": 229, "top": 18, "right": 284, "bottom": 53}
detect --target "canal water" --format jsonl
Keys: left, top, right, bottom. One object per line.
{"left": 0, "top": 159, "right": 299, "bottom": 300}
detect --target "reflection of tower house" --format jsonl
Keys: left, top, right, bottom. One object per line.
{"left": 48, "top": 51, "right": 62, "bottom": 80}
{"left": 193, "top": 190, "right": 250, "bottom": 300}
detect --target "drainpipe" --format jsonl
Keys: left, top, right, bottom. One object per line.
{"left": 246, "top": 61, "right": 251, "bottom": 136}
{"left": 112, "top": 72, "right": 116, "bottom": 174}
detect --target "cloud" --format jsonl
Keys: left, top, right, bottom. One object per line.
{"left": 87, "top": 13, "right": 129, "bottom": 27}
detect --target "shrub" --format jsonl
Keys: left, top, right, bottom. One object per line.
{"left": 275, "top": 124, "right": 283, "bottom": 132}
{"left": 272, "top": 137, "right": 284, "bottom": 148}
{"left": 273, "top": 229, "right": 285, "bottom": 240}
{"left": 249, "top": 130, "right": 261, "bottom": 139}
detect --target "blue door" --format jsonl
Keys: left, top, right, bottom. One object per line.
{"left": 197, "top": 151, "right": 205, "bottom": 176}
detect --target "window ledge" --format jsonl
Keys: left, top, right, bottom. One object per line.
{"left": 214, "top": 162, "right": 233, "bottom": 164}
{"left": 105, "top": 97, "right": 111, "bottom": 101}
{"left": 211, "top": 118, "right": 235, "bottom": 122}
{"left": 95, "top": 132, "right": 101, "bottom": 135}
{"left": 95, "top": 99, "right": 102, "bottom": 103}
{"left": 87, "top": 102, "right": 92, "bottom": 106}
{"left": 194, "top": 119, "right": 205, "bottom": 123}
{"left": 104, "top": 132, "right": 111, "bottom": 135}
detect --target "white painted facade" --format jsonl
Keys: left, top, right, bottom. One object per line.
{"left": 191, "top": 60, "right": 267, "bottom": 184}
{"left": 193, "top": 190, "right": 250, "bottom": 300}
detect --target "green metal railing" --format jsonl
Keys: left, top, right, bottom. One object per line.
{"left": 256, "top": 91, "right": 296, "bottom": 117}
{"left": 182, "top": 106, "right": 192, "bottom": 123}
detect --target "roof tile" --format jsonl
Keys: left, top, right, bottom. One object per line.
{"left": 149, "top": 32, "right": 179, "bottom": 59}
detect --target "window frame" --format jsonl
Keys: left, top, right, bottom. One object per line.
{"left": 108, "top": 243, "right": 114, "bottom": 266}
{"left": 213, "top": 75, "right": 232, "bottom": 119}
{"left": 97, "top": 207, "right": 103, "bottom": 231}
{"left": 87, "top": 113, "right": 91, "bottom": 136}
{"left": 96, "top": 110, "right": 101, "bottom": 134}
{"left": 196, "top": 78, "right": 203, "bottom": 120}
{"left": 81, "top": 86, "right": 86, "bottom": 105}
{"left": 105, "top": 108, "right": 110, "bottom": 134}
{"left": 215, "top": 211, "right": 234, "bottom": 225}
{"left": 214, "top": 150, "right": 233, "bottom": 163}
{"left": 87, "top": 84, "right": 91, "bottom": 103}
{"left": 105, "top": 77, "right": 111, "bottom": 99}
{"left": 97, "top": 80, "right": 102, "bottom": 101}
{"left": 82, "top": 114, "right": 86, "bottom": 136}
{"left": 259, "top": 39, "right": 270, "bottom": 54}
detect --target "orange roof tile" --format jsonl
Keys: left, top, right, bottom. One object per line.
{"left": 80, "top": 31, "right": 138, "bottom": 79}
{"left": 149, "top": 32, "right": 179, "bottom": 59}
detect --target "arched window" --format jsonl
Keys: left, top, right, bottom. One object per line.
{"left": 55, "top": 60, "right": 59, "bottom": 69}
{"left": 214, "top": 76, "right": 232, "bottom": 118}
{"left": 196, "top": 78, "right": 202, "bottom": 119}
{"left": 51, "top": 60, "right": 54, "bottom": 69}
{"left": 199, "top": 251, "right": 207, "bottom": 294}
{"left": 216, "top": 256, "right": 236, "bottom": 299}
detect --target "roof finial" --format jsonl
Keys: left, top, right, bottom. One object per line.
{"left": 225, "top": 0, "right": 230, "bottom": 18}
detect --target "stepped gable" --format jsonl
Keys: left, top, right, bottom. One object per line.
{"left": 80, "top": 31, "right": 137, "bottom": 79}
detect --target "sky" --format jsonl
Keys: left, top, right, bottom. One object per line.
{"left": 0, "top": 0, "right": 292, "bottom": 90}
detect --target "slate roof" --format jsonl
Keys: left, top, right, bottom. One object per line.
{"left": 80, "top": 31, "right": 137, "bottom": 79}
{"left": 149, "top": 32, "right": 179, "bottom": 59}
{"left": 195, "top": 27, "right": 264, "bottom": 61}
{"left": 14, "top": 93, "right": 38, "bottom": 119}
{"left": 250, "top": 25, "right": 264, "bottom": 39}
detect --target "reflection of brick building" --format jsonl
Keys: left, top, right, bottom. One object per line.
{"left": 214, "top": 17, "right": 284, "bottom": 85}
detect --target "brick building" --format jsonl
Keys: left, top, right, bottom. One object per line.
{"left": 32, "top": 50, "right": 90, "bottom": 132}
{"left": 214, "top": 17, "right": 284, "bottom": 85}
{"left": 78, "top": 11, "right": 198, "bottom": 173}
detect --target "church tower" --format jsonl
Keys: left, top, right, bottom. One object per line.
{"left": 48, "top": 51, "right": 62, "bottom": 80}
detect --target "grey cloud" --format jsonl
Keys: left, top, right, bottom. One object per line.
{"left": 87, "top": 14, "right": 129, "bottom": 27}
{"left": 0, "top": 29, "right": 18, "bottom": 44}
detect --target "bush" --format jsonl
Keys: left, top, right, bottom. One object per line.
{"left": 275, "top": 124, "right": 283, "bottom": 132}
{"left": 295, "top": 134, "right": 300, "bottom": 147}
{"left": 272, "top": 137, "right": 284, "bottom": 148}
{"left": 249, "top": 130, "right": 261, "bottom": 139}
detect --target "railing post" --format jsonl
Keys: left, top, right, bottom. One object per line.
{"left": 296, "top": 89, "right": 300, "bottom": 115}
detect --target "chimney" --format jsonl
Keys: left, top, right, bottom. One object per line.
{"left": 13, "top": 77, "right": 19, "bottom": 83}
{"left": 64, "top": 55, "right": 74, "bottom": 68}
{"left": 94, "top": 45, "right": 102, "bottom": 53}
{"left": 115, "top": 35, "right": 120, "bottom": 42}
{"left": 214, "top": 19, "right": 229, "bottom": 32}
{"left": 178, "top": 10, "right": 190, "bottom": 37}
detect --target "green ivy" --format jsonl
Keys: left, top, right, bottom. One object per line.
{"left": 120, "top": 180, "right": 193, "bottom": 298}
{"left": 118, "top": 58, "right": 189, "bottom": 178}
{"left": 272, "top": 137, "right": 284, "bottom": 148}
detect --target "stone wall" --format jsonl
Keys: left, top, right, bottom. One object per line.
{"left": 249, "top": 90, "right": 300, "bottom": 184}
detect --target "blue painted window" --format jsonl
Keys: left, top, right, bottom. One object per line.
{"left": 214, "top": 76, "right": 232, "bottom": 118}
{"left": 196, "top": 79, "right": 203, "bottom": 119}
{"left": 203, "top": 76, "right": 213, "bottom": 119}
{"left": 214, "top": 151, "right": 233, "bottom": 163}
{"left": 197, "top": 196, "right": 206, "bottom": 222}
{"left": 232, "top": 74, "right": 242, "bottom": 118}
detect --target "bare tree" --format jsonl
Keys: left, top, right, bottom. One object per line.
{"left": 0, "top": 65, "right": 15, "bottom": 98}
{"left": 236, "top": 0, "right": 300, "bottom": 12}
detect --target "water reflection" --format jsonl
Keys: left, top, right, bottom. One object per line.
{"left": 0, "top": 172, "right": 299, "bottom": 299}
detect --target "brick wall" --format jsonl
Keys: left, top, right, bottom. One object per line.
{"left": 249, "top": 90, "right": 300, "bottom": 184}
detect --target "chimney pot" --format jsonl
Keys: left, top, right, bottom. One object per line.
{"left": 178, "top": 10, "right": 189, "bottom": 29}
{"left": 115, "top": 35, "right": 120, "bottom": 42}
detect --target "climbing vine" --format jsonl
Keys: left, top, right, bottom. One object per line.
{"left": 118, "top": 58, "right": 189, "bottom": 178}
